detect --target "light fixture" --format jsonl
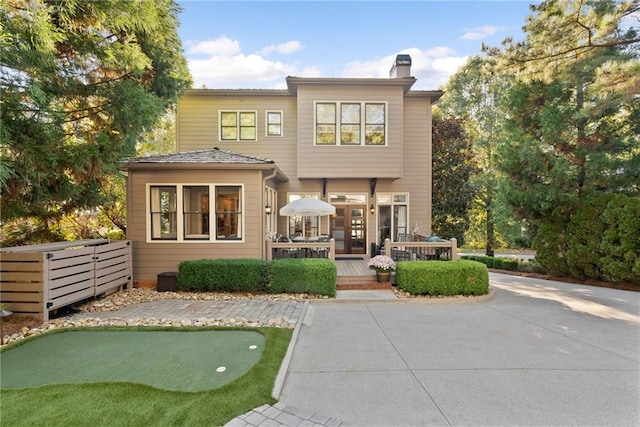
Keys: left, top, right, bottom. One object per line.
{"left": 369, "top": 204, "right": 375, "bottom": 215}
{"left": 265, "top": 204, "right": 272, "bottom": 215}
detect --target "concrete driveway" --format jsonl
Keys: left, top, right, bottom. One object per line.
{"left": 280, "top": 273, "right": 640, "bottom": 426}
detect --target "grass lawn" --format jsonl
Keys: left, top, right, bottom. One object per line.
{"left": 0, "top": 326, "right": 292, "bottom": 426}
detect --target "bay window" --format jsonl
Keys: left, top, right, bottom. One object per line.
{"left": 149, "top": 184, "right": 243, "bottom": 242}
{"left": 150, "top": 186, "right": 177, "bottom": 240}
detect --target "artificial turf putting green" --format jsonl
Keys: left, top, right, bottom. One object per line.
{"left": 0, "top": 329, "right": 264, "bottom": 392}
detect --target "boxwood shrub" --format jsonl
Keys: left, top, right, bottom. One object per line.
{"left": 269, "top": 258, "right": 336, "bottom": 297}
{"left": 177, "top": 258, "right": 270, "bottom": 292}
{"left": 396, "top": 260, "right": 489, "bottom": 296}
{"left": 501, "top": 259, "right": 520, "bottom": 271}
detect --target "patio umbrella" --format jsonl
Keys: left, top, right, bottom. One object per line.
{"left": 279, "top": 198, "right": 336, "bottom": 216}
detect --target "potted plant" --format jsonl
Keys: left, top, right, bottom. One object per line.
{"left": 368, "top": 255, "right": 396, "bottom": 282}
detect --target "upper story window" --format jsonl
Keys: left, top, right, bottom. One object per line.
{"left": 266, "top": 111, "right": 283, "bottom": 137}
{"left": 220, "top": 111, "right": 257, "bottom": 141}
{"left": 316, "top": 103, "right": 336, "bottom": 145}
{"left": 341, "top": 103, "right": 361, "bottom": 145}
{"left": 315, "top": 102, "right": 386, "bottom": 146}
{"left": 365, "top": 104, "right": 386, "bottom": 145}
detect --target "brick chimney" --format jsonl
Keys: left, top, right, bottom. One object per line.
{"left": 389, "top": 54, "right": 412, "bottom": 78}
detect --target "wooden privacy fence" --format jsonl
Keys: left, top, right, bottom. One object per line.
{"left": 0, "top": 239, "right": 132, "bottom": 321}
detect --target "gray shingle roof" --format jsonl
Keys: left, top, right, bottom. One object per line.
{"left": 123, "top": 148, "right": 275, "bottom": 165}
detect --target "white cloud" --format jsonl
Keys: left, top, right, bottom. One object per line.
{"left": 460, "top": 25, "right": 500, "bottom": 40}
{"left": 186, "top": 36, "right": 320, "bottom": 88}
{"left": 187, "top": 35, "right": 241, "bottom": 55}
{"left": 341, "top": 47, "right": 467, "bottom": 89}
{"left": 261, "top": 41, "right": 304, "bottom": 55}
{"left": 186, "top": 36, "right": 465, "bottom": 90}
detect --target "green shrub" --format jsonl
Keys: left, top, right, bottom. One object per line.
{"left": 532, "top": 220, "right": 570, "bottom": 276}
{"left": 492, "top": 258, "right": 503, "bottom": 269}
{"left": 600, "top": 194, "right": 640, "bottom": 284}
{"left": 396, "top": 260, "right": 489, "bottom": 296}
{"left": 474, "top": 256, "right": 488, "bottom": 266}
{"left": 177, "top": 259, "right": 270, "bottom": 292}
{"left": 269, "top": 258, "right": 336, "bottom": 297}
{"left": 501, "top": 259, "right": 520, "bottom": 271}
{"left": 565, "top": 193, "right": 613, "bottom": 280}
{"left": 484, "top": 257, "right": 495, "bottom": 268}
{"left": 518, "top": 259, "right": 546, "bottom": 274}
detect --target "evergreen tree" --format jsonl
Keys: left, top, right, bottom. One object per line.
{"left": 486, "top": 0, "right": 639, "bottom": 280}
{"left": 1, "top": 0, "right": 192, "bottom": 244}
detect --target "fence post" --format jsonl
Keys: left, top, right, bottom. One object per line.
{"left": 450, "top": 238, "right": 458, "bottom": 261}
{"left": 126, "top": 241, "right": 133, "bottom": 290}
{"left": 42, "top": 253, "right": 51, "bottom": 322}
{"left": 384, "top": 238, "right": 391, "bottom": 257}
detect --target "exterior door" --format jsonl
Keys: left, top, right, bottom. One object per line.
{"left": 331, "top": 205, "right": 366, "bottom": 254}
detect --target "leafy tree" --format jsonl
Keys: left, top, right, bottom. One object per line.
{"left": 1, "top": 0, "right": 192, "bottom": 245}
{"left": 437, "top": 56, "right": 515, "bottom": 255}
{"left": 431, "top": 115, "right": 478, "bottom": 246}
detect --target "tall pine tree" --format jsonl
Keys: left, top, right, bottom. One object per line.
{"left": 1, "top": 0, "right": 192, "bottom": 244}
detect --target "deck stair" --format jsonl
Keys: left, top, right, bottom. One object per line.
{"left": 335, "top": 257, "right": 392, "bottom": 290}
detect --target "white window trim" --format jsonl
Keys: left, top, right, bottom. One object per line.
{"left": 146, "top": 183, "right": 245, "bottom": 243}
{"left": 218, "top": 110, "right": 258, "bottom": 142}
{"left": 314, "top": 101, "right": 388, "bottom": 146}
{"left": 265, "top": 110, "right": 283, "bottom": 137}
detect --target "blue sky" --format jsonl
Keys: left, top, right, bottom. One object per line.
{"left": 177, "top": 1, "right": 536, "bottom": 90}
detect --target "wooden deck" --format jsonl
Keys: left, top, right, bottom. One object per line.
{"left": 335, "top": 257, "right": 391, "bottom": 290}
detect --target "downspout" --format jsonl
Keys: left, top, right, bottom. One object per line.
{"left": 262, "top": 168, "right": 278, "bottom": 259}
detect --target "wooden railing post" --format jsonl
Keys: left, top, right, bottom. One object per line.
{"left": 266, "top": 240, "right": 273, "bottom": 261}
{"left": 450, "top": 238, "right": 458, "bottom": 261}
{"left": 329, "top": 238, "right": 335, "bottom": 261}
{"left": 384, "top": 238, "right": 391, "bottom": 257}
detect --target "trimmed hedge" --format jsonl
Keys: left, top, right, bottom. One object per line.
{"left": 462, "top": 255, "right": 526, "bottom": 272}
{"left": 177, "top": 259, "right": 270, "bottom": 292}
{"left": 269, "top": 258, "right": 336, "bottom": 297}
{"left": 501, "top": 259, "right": 520, "bottom": 271}
{"left": 396, "top": 260, "right": 489, "bottom": 296}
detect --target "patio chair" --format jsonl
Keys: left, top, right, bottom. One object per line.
{"left": 393, "top": 233, "right": 412, "bottom": 261}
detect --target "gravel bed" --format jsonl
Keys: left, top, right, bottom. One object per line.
{"left": 1, "top": 288, "right": 315, "bottom": 347}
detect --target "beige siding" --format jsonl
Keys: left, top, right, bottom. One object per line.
{"left": 177, "top": 94, "right": 298, "bottom": 178}
{"left": 397, "top": 97, "right": 432, "bottom": 235}
{"left": 150, "top": 82, "right": 436, "bottom": 260}
{"left": 296, "top": 86, "right": 404, "bottom": 178}
{"left": 127, "top": 168, "right": 265, "bottom": 282}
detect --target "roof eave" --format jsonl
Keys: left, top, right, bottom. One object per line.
{"left": 286, "top": 76, "right": 417, "bottom": 94}
{"left": 121, "top": 161, "right": 289, "bottom": 182}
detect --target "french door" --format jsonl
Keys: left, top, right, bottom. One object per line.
{"left": 330, "top": 205, "right": 366, "bottom": 254}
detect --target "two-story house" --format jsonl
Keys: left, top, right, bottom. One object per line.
{"left": 122, "top": 55, "right": 443, "bottom": 284}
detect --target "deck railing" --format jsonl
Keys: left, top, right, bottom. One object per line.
{"left": 382, "top": 237, "right": 457, "bottom": 262}
{"left": 266, "top": 238, "right": 335, "bottom": 261}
